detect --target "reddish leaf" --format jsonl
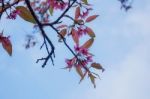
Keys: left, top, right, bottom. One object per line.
{"left": 81, "top": 38, "right": 94, "bottom": 49}
{"left": 58, "top": 29, "right": 67, "bottom": 42}
{"left": 86, "top": 27, "right": 95, "bottom": 37}
{"left": 79, "top": 71, "right": 88, "bottom": 83}
{"left": 91, "top": 62, "right": 104, "bottom": 72}
{"left": 56, "top": 25, "right": 67, "bottom": 29}
{"left": 89, "top": 73, "right": 96, "bottom": 88}
{"left": 2, "top": 37, "right": 12, "bottom": 56}
{"left": 76, "top": 65, "right": 84, "bottom": 78}
{"left": 75, "top": 6, "right": 80, "bottom": 19}
{"left": 86, "top": 15, "right": 99, "bottom": 23}
{"left": 71, "top": 28, "right": 79, "bottom": 44}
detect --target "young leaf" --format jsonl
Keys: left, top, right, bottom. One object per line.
{"left": 91, "top": 62, "right": 105, "bottom": 72}
{"left": 16, "top": 6, "right": 36, "bottom": 24}
{"left": 58, "top": 29, "right": 67, "bottom": 42}
{"left": 75, "top": 6, "right": 80, "bottom": 19}
{"left": 56, "top": 25, "right": 67, "bottom": 29}
{"left": 71, "top": 28, "right": 79, "bottom": 44}
{"left": 76, "top": 65, "right": 84, "bottom": 78}
{"left": 2, "top": 38, "right": 12, "bottom": 56}
{"left": 86, "top": 27, "right": 95, "bottom": 37}
{"left": 86, "top": 15, "right": 99, "bottom": 23}
{"left": 81, "top": 38, "right": 94, "bottom": 49}
{"left": 82, "top": 0, "right": 88, "bottom": 5}
{"left": 49, "top": 6, "right": 54, "bottom": 16}
{"left": 79, "top": 71, "right": 88, "bottom": 83}
{"left": 89, "top": 73, "right": 96, "bottom": 88}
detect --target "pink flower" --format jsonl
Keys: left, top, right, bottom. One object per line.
{"left": 74, "top": 45, "right": 89, "bottom": 56}
{"left": 80, "top": 48, "right": 88, "bottom": 56}
{"left": 7, "top": 10, "right": 20, "bottom": 20}
{"left": 80, "top": 9, "right": 89, "bottom": 18}
{"left": 76, "top": 26, "right": 87, "bottom": 37}
{"left": 48, "top": 0, "right": 67, "bottom": 10}
{"left": 86, "top": 56, "right": 93, "bottom": 62}
{"left": 73, "top": 45, "right": 93, "bottom": 67}
{"left": 65, "top": 59, "right": 74, "bottom": 68}
{"left": 74, "top": 45, "right": 80, "bottom": 52}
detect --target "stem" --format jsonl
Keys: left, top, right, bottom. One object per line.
{"left": 25, "top": 0, "right": 55, "bottom": 67}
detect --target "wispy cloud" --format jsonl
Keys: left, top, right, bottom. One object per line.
{"left": 76, "top": 1, "right": 150, "bottom": 99}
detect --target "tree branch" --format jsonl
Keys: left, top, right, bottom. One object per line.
{"left": 43, "top": 0, "right": 77, "bottom": 26}
{"left": 25, "top": 0, "right": 55, "bottom": 67}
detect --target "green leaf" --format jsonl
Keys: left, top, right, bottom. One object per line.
{"left": 49, "top": 6, "right": 54, "bottom": 16}
{"left": 82, "top": 0, "right": 88, "bottom": 5}
{"left": 16, "top": 6, "right": 36, "bottom": 24}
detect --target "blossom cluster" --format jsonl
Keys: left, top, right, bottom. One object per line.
{"left": 1, "top": 0, "right": 104, "bottom": 87}
{"left": 7, "top": 9, "right": 20, "bottom": 19}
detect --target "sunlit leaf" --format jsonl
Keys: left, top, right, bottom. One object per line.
{"left": 16, "top": 6, "right": 36, "bottom": 24}
{"left": 81, "top": 38, "right": 94, "bottom": 49}
{"left": 71, "top": 28, "right": 79, "bottom": 44}
{"left": 86, "top": 15, "right": 99, "bottom": 23}
{"left": 86, "top": 27, "right": 95, "bottom": 37}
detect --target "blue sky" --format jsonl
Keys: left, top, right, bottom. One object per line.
{"left": 0, "top": 0, "right": 150, "bottom": 99}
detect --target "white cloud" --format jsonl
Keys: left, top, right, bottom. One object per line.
{"left": 76, "top": 2, "right": 150, "bottom": 99}
{"left": 124, "top": 6, "right": 150, "bottom": 38}
{"left": 76, "top": 37, "right": 150, "bottom": 99}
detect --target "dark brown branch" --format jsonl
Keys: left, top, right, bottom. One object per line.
{"left": 42, "top": 0, "right": 90, "bottom": 72}
{"left": 25, "top": 0, "right": 55, "bottom": 67}
{"left": 50, "top": 25, "right": 90, "bottom": 72}
{"left": 0, "top": 0, "right": 20, "bottom": 19}
{"left": 51, "top": 0, "right": 76, "bottom": 24}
